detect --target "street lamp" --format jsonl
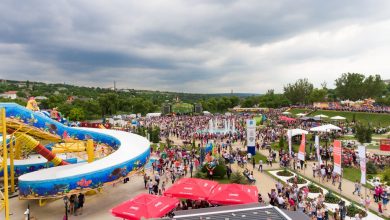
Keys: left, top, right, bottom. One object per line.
{"left": 63, "top": 195, "right": 69, "bottom": 220}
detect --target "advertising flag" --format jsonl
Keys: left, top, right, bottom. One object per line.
{"left": 358, "top": 145, "right": 366, "bottom": 184}
{"left": 288, "top": 129, "right": 292, "bottom": 156}
{"left": 333, "top": 140, "right": 342, "bottom": 175}
{"left": 246, "top": 119, "right": 256, "bottom": 155}
{"left": 315, "top": 135, "right": 322, "bottom": 164}
{"left": 298, "top": 133, "right": 306, "bottom": 161}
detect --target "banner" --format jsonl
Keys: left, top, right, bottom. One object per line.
{"left": 358, "top": 145, "right": 366, "bottom": 184}
{"left": 333, "top": 140, "right": 342, "bottom": 175}
{"left": 288, "top": 129, "right": 292, "bottom": 156}
{"left": 298, "top": 133, "right": 306, "bottom": 161}
{"left": 246, "top": 119, "right": 256, "bottom": 155}
{"left": 315, "top": 135, "right": 322, "bottom": 165}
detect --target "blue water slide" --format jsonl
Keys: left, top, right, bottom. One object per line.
{"left": 0, "top": 103, "right": 150, "bottom": 197}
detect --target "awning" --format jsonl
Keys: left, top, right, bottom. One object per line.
{"left": 208, "top": 184, "right": 258, "bottom": 205}
{"left": 110, "top": 193, "right": 179, "bottom": 220}
{"left": 164, "top": 178, "right": 218, "bottom": 200}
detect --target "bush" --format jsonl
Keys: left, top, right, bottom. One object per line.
{"left": 382, "top": 168, "right": 390, "bottom": 183}
{"left": 287, "top": 176, "right": 307, "bottom": 184}
{"left": 355, "top": 123, "right": 372, "bottom": 143}
{"left": 201, "top": 158, "right": 227, "bottom": 179}
{"left": 307, "top": 183, "right": 323, "bottom": 193}
{"left": 194, "top": 171, "right": 208, "bottom": 179}
{"left": 276, "top": 169, "right": 293, "bottom": 177}
{"left": 324, "top": 192, "right": 341, "bottom": 204}
{"left": 346, "top": 204, "right": 367, "bottom": 217}
{"left": 367, "top": 174, "right": 373, "bottom": 180}
{"left": 230, "top": 171, "right": 248, "bottom": 184}
{"left": 366, "top": 161, "right": 377, "bottom": 174}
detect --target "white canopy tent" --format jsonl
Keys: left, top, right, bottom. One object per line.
{"left": 282, "top": 111, "right": 291, "bottom": 115}
{"left": 296, "top": 113, "right": 306, "bottom": 117}
{"left": 314, "top": 114, "right": 329, "bottom": 119}
{"left": 330, "top": 116, "right": 346, "bottom": 120}
{"left": 289, "top": 128, "right": 309, "bottom": 137}
{"left": 310, "top": 124, "right": 341, "bottom": 132}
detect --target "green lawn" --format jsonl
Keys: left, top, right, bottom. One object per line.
{"left": 253, "top": 153, "right": 268, "bottom": 163}
{"left": 342, "top": 167, "right": 373, "bottom": 188}
{"left": 289, "top": 108, "right": 390, "bottom": 127}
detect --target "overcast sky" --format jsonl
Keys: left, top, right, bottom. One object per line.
{"left": 1, "top": 1, "right": 390, "bottom": 93}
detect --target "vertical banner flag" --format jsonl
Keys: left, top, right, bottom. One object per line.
{"left": 358, "top": 145, "right": 366, "bottom": 184}
{"left": 288, "top": 129, "right": 292, "bottom": 156}
{"left": 333, "top": 140, "right": 342, "bottom": 175}
{"left": 315, "top": 135, "right": 322, "bottom": 165}
{"left": 298, "top": 133, "right": 306, "bottom": 161}
{"left": 246, "top": 119, "right": 256, "bottom": 155}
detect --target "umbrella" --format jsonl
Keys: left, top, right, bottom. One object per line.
{"left": 313, "top": 114, "right": 329, "bottom": 119}
{"left": 310, "top": 124, "right": 341, "bottom": 132}
{"left": 330, "top": 116, "right": 346, "bottom": 120}
{"left": 208, "top": 184, "right": 258, "bottom": 205}
{"left": 110, "top": 193, "right": 179, "bottom": 220}
{"left": 282, "top": 111, "right": 291, "bottom": 115}
{"left": 279, "top": 116, "right": 296, "bottom": 122}
{"left": 164, "top": 178, "right": 218, "bottom": 200}
{"left": 296, "top": 113, "right": 306, "bottom": 117}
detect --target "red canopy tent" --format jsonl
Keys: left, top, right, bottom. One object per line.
{"left": 208, "top": 184, "right": 258, "bottom": 205}
{"left": 110, "top": 193, "right": 179, "bottom": 220}
{"left": 279, "top": 116, "right": 296, "bottom": 122}
{"left": 164, "top": 178, "right": 218, "bottom": 200}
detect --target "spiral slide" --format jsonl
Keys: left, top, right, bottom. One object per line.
{"left": 0, "top": 103, "right": 150, "bottom": 198}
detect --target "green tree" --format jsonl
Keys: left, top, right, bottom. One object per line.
{"left": 308, "top": 88, "right": 327, "bottom": 103}
{"left": 334, "top": 73, "right": 385, "bottom": 100}
{"left": 283, "top": 78, "right": 314, "bottom": 104}
{"left": 363, "top": 74, "right": 386, "bottom": 98}
{"left": 98, "top": 93, "right": 119, "bottom": 118}
{"left": 68, "top": 107, "right": 86, "bottom": 121}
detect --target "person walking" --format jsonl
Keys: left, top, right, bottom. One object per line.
{"left": 258, "top": 159, "right": 263, "bottom": 172}
{"left": 77, "top": 193, "right": 85, "bottom": 215}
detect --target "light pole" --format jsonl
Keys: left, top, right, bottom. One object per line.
{"left": 63, "top": 195, "right": 69, "bottom": 220}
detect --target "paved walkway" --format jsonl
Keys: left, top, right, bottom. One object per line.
{"left": 257, "top": 149, "right": 390, "bottom": 218}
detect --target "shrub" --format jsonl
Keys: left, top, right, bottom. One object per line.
{"left": 346, "top": 204, "right": 367, "bottom": 217}
{"left": 366, "top": 161, "right": 377, "bottom": 174}
{"left": 324, "top": 192, "right": 341, "bottom": 204}
{"left": 276, "top": 169, "right": 293, "bottom": 177}
{"left": 382, "top": 168, "right": 390, "bottom": 183}
{"left": 367, "top": 174, "right": 373, "bottom": 180}
{"left": 201, "top": 158, "right": 227, "bottom": 179}
{"left": 287, "top": 176, "right": 307, "bottom": 184}
{"left": 307, "top": 183, "right": 323, "bottom": 193}
{"left": 194, "top": 171, "right": 207, "bottom": 179}
{"left": 230, "top": 171, "right": 248, "bottom": 184}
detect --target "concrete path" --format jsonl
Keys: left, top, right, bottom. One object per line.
{"left": 257, "top": 148, "right": 390, "bottom": 218}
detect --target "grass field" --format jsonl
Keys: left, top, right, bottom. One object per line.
{"left": 288, "top": 108, "right": 390, "bottom": 127}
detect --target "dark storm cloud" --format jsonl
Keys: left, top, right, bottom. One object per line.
{"left": 1, "top": 0, "right": 390, "bottom": 92}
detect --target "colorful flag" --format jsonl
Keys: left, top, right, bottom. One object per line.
{"left": 298, "top": 133, "right": 305, "bottom": 161}
{"left": 288, "top": 129, "right": 292, "bottom": 156}
{"left": 358, "top": 145, "right": 366, "bottom": 184}
{"left": 333, "top": 140, "right": 342, "bottom": 175}
{"left": 315, "top": 135, "right": 322, "bottom": 164}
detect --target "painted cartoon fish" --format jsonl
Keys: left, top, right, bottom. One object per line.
{"left": 77, "top": 178, "right": 92, "bottom": 187}
{"left": 62, "top": 130, "right": 70, "bottom": 139}
{"left": 45, "top": 123, "right": 58, "bottom": 134}
{"left": 109, "top": 167, "right": 127, "bottom": 180}
{"left": 84, "top": 134, "right": 93, "bottom": 140}
{"left": 28, "top": 113, "right": 38, "bottom": 125}
{"left": 54, "top": 184, "right": 69, "bottom": 192}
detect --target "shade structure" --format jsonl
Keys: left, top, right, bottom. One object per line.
{"left": 208, "top": 184, "right": 258, "bottom": 205}
{"left": 310, "top": 124, "right": 341, "bottom": 132}
{"left": 282, "top": 111, "right": 291, "bottom": 115}
{"left": 296, "top": 113, "right": 306, "bottom": 117}
{"left": 110, "top": 193, "right": 179, "bottom": 220}
{"left": 330, "top": 116, "right": 346, "bottom": 120}
{"left": 164, "top": 178, "right": 218, "bottom": 200}
{"left": 313, "top": 114, "right": 328, "bottom": 118}
{"left": 290, "top": 128, "right": 309, "bottom": 137}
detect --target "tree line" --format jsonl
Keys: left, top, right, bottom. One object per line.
{"left": 0, "top": 73, "right": 389, "bottom": 121}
